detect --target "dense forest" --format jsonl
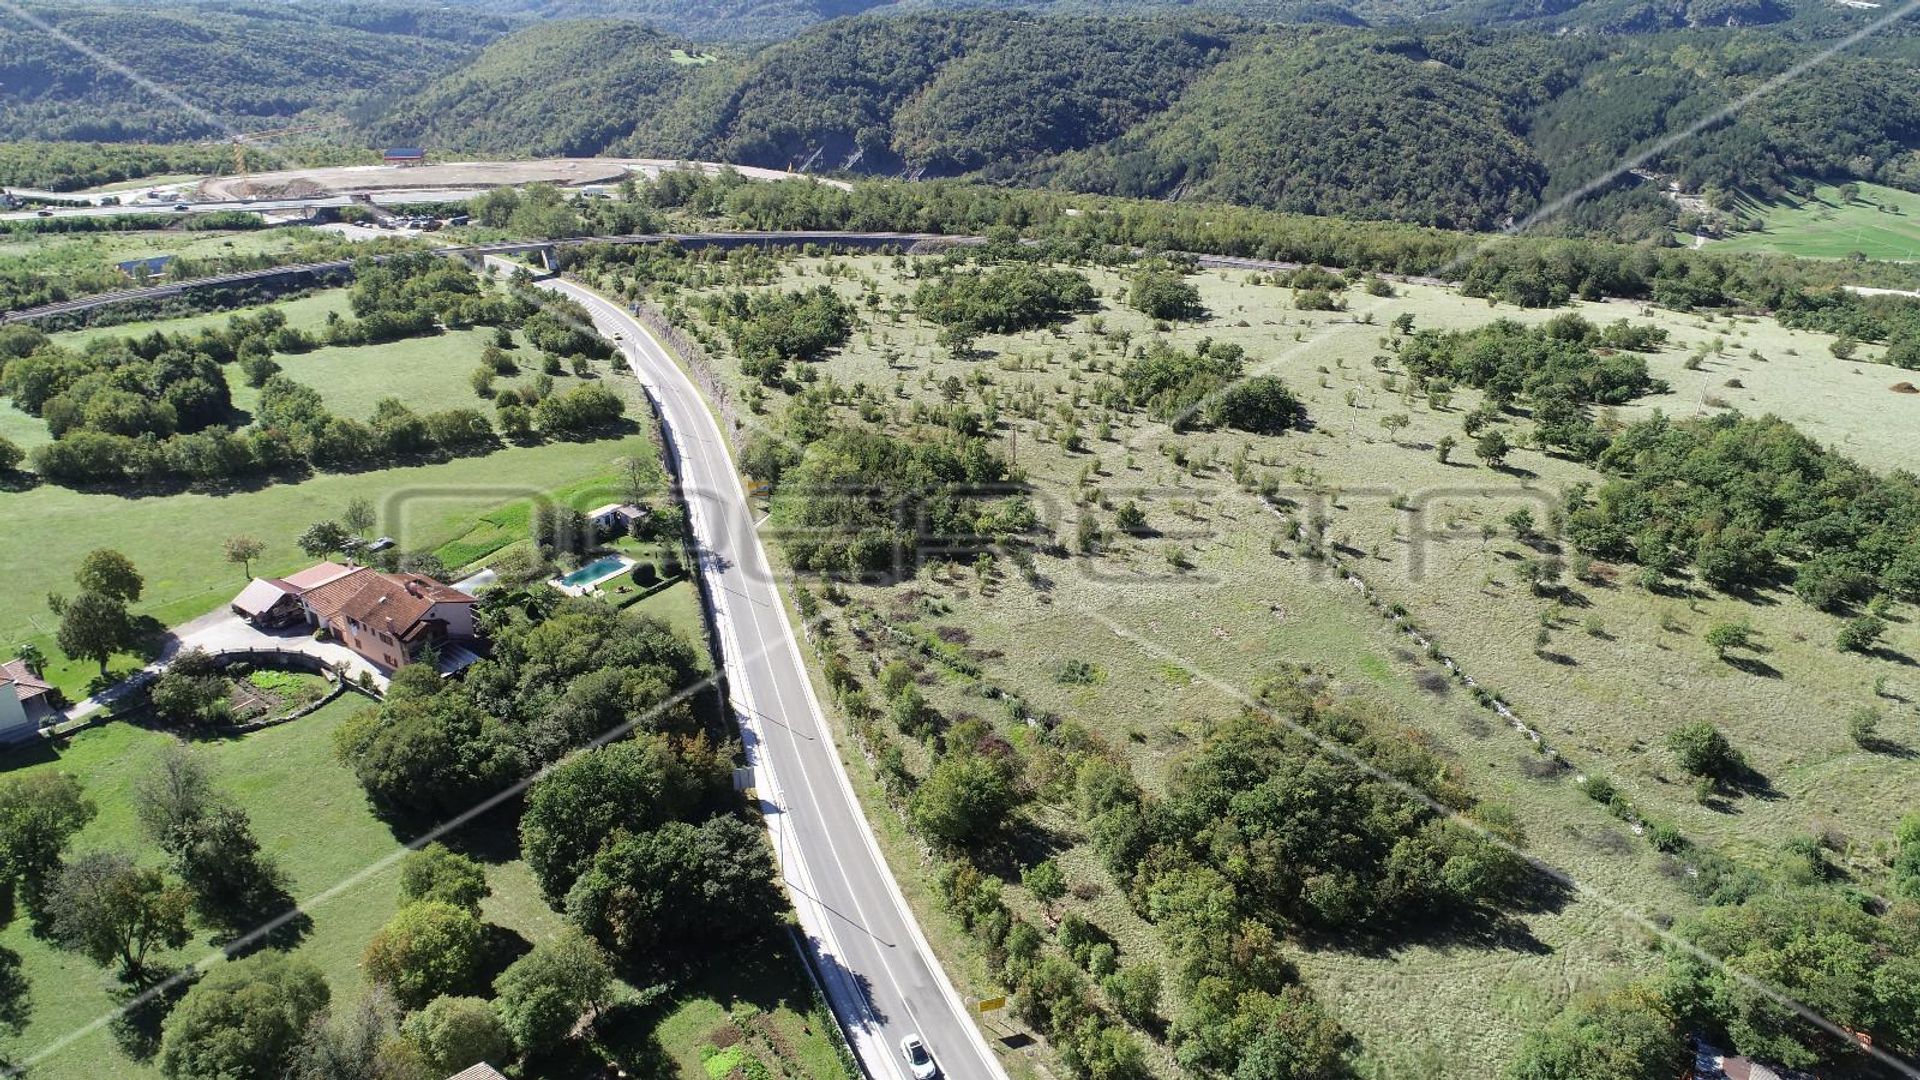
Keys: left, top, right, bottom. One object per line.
{"left": 427, "top": 0, "right": 1834, "bottom": 41}
{"left": 378, "top": 12, "right": 1920, "bottom": 233}
{"left": 364, "top": 20, "right": 732, "bottom": 159}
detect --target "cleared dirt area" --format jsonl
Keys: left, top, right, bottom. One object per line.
{"left": 199, "top": 158, "right": 629, "bottom": 198}
{"left": 197, "top": 157, "right": 844, "bottom": 200}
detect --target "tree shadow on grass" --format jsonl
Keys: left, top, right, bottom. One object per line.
{"left": 479, "top": 921, "right": 534, "bottom": 990}
{"left": 1723, "top": 654, "right": 1783, "bottom": 679}
{"left": 1299, "top": 865, "right": 1572, "bottom": 961}
{"left": 1857, "top": 736, "right": 1917, "bottom": 760}
{"left": 108, "top": 966, "right": 198, "bottom": 1062}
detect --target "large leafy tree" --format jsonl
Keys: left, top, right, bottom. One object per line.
{"left": 362, "top": 901, "right": 486, "bottom": 1010}
{"left": 909, "top": 751, "right": 1021, "bottom": 850}
{"left": 520, "top": 734, "right": 713, "bottom": 904}
{"left": 400, "top": 995, "right": 513, "bottom": 1076}
{"left": 397, "top": 843, "right": 490, "bottom": 913}
{"left": 44, "top": 852, "right": 193, "bottom": 982}
{"left": 1506, "top": 982, "right": 1685, "bottom": 1080}
{"left": 136, "top": 744, "right": 290, "bottom": 929}
{"left": 0, "top": 772, "right": 95, "bottom": 916}
{"left": 493, "top": 929, "right": 613, "bottom": 1056}
{"left": 160, "top": 952, "right": 330, "bottom": 1080}
{"left": 564, "top": 816, "right": 779, "bottom": 960}
{"left": 55, "top": 590, "right": 133, "bottom": 675}
{"left": 75, "top": 549, "right": 143, "bottom": 603}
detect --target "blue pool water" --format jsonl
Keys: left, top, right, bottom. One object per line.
{"left": 561, "top": 555, "right": 628, "bottom": 587}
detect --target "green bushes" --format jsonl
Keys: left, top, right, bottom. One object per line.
{"left": 1127, "top": 266, "right": 1205, "bottom": 321}
{"left": 1398, "top": 317, "right": 1665, "bottom": 460}
{"left": 361, "top": 900, "right": 487, "bottom": 1009}
{"left": 1567, "top": 413, "right": 1920, "bottom": 606}
{"left": 914, "top": 264, "right": 1095, "bottom": 336}
{"left": 702, "top": 285, "right": 855, "bottom": 383}
{"left": 768, "top": 427, "right": 1031, "bottom": 576}
{"left": 3, "top": 257, "right": 562, "bottom": 489}
{"left": 1665, "top": 722, "right": 1746, "bottom": 783}
{"left": 159, "top": 952, "right": 329, "bottom": 1080}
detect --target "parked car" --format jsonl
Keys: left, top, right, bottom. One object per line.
{"left": 899, "top": 1034, "right": 937, "bottom": 1080}
{"left": 34, "top": 209, "right": 52, "bottom": 217}
{"left": 367, "top": 536, "right": 396, "bottom": 553}
{"left": 172, "top": 203, "right": 190, "bottom": 211}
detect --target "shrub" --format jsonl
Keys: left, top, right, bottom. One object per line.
{"left": 398, "top": 843, "right": 491, "bottom": 912}
{"left": 400, "top": 995, "right": 513, "bottom": 1076}
{"left": 362, "top": 901, "right": 486, "bottom": 1009}
{"left": 1666, "top": 722, "right": 1745, "bottom": 782}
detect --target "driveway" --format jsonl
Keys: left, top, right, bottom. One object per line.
{"left": 63, "top": 612, "right": 389, "bottom": 722}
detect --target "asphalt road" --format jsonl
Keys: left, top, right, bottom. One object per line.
{"left": 536, "top": 276, "right": 1010, "bottom": 1080}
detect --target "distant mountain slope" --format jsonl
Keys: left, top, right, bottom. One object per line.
{"left": 417, "top": 0, "right": 1846, "bottom": 42}
{"left": 1035, "top": 33, "right": 1547, "bottom": 229}
{"left": 693, "top": 13, "right": 1235, "bottom": 175}
{"left": 0, "top": 3, "right": 505, "bottom": 141}
{"left": 368, "top": 20, "right": 731, "bottom": 158}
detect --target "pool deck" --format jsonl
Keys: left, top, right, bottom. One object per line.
{"left": 550, "top": 554, "right": 636, "bottom": 597}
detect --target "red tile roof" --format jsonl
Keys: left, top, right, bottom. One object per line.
{"left": 297, "top": 566, "right": 376, "bottom": 623}
{"left": 330, "top": 572, "right": 474, "bottom": 643}
{"left": 2, "top": 660, "right": 52, "bottom": 702}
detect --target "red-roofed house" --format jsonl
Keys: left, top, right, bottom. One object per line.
{"left": 0, "top": 659, "right": 57, "bottom": 741}
{"left": 228, "top": 562, "right": 480, "bottom": 673}
{"left": 306, "top": 569, "right": 477, "bottom": 671}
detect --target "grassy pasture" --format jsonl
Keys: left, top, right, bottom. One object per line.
{"left": 1710, "top": 181, "right": 1920, "bottom": 261}
{"left": 0, "top": 698, "right": 413, "bottom": 1080}
{"left": 630, "top": 252, "right": 1919, "bottom": 1077}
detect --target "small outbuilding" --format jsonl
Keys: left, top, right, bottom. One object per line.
{"left": 383, "top": 147, "right": 427, "bottom": 167}
{"left": 230, "top": 578, "right": 305, "bottom": 628}
{"left": 586, "top": 502, "right": 648, "bottom": 535}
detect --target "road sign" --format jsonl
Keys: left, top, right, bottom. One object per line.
{"left": 976, "top": 996, "right": 1006, "bottom": 1014}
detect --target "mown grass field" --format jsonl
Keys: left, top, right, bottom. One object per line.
{"left": 47, "top": 290, "right": 353, "bottom": 349}
{"left": 1710, "top": 181, "right": 1920, "bottom": 261}
{"left": 4, "top": 433, "right": 661, "bottom": 701}
{"left": 630, "top": 252, "right": 1920, "bottom": 1078}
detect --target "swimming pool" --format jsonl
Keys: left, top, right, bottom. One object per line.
{"left": 560, "top": 555, "right": 631, "bottom": 588}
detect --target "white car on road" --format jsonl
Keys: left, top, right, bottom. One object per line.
{"left": 900, "top": 1034, "right": 937, "bottom": 1080}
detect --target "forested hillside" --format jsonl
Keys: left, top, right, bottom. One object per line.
{"left": 1040, "top": 31, "right": 1553, "bottom": 229}
{"left": 0, "top": 2, "right": 507, "bottom": 142}
{"left": 372, "top": 10, "right": 1920, "bottom": 233}
{"left": 689, "top": 14, "right": 1237, "bottom": 176}
{"left": 367, "top": 20, "right": 732, "bottom": 158}
{"left": 428, "top": 0, "right": 1821, "bottom": 40}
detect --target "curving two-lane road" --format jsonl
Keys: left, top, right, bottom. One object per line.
{"left": 534, "top": 276, "right": 1009, "bottom": 1080}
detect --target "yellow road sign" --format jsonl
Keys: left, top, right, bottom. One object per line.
{"left": 977, "top": 996, "right": 1006, "bottom": 1013}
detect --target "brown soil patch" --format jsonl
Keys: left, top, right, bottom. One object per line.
{"left": 1891, "top": 381, "right": 1919, "bottom": 394}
